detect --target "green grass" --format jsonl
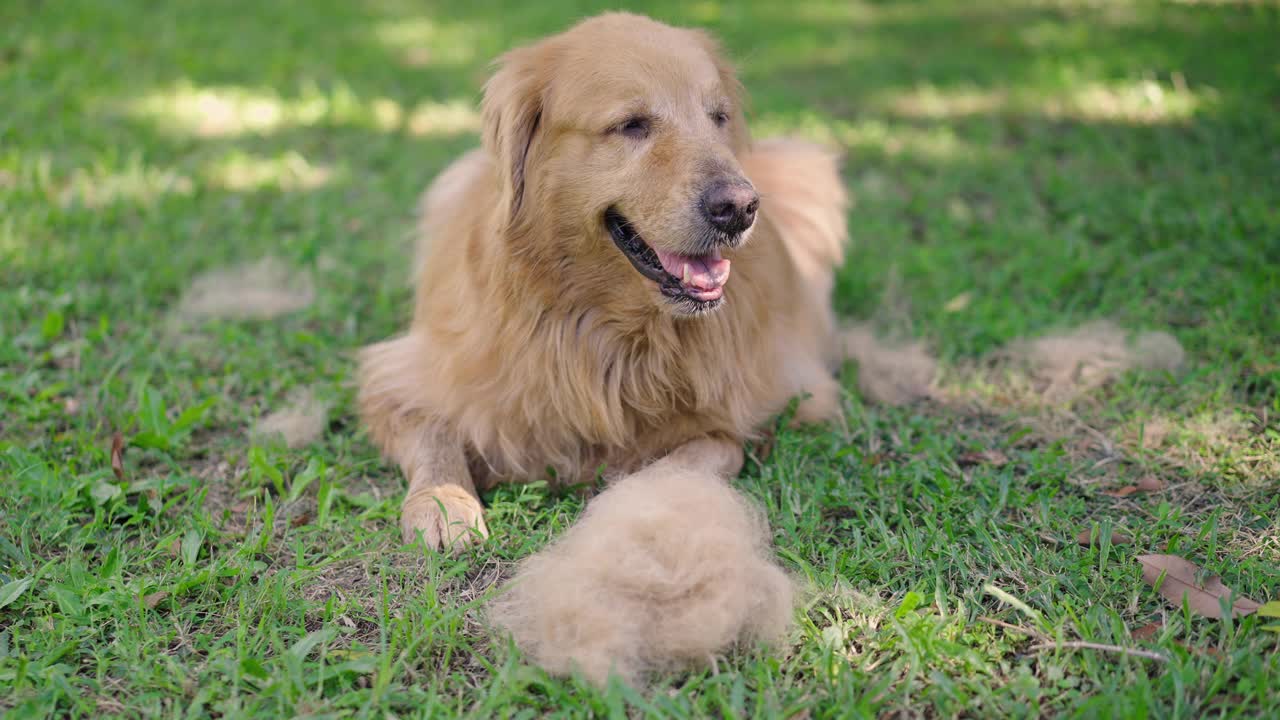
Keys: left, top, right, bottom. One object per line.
{"left": 3, "top": 0, "right": 1279, "bottom": 716}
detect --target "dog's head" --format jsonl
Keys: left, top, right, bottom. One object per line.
{"left": 481, "top": 13, "right": 757, "bottom": 317}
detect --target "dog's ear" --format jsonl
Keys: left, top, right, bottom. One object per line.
{"left": 690, "top": 30, "right": 750, "bottom": 151}
{"left": 482, "top": 43, "right": 552, "bottom": 228}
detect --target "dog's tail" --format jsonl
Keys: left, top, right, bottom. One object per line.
{"left": 742, "top": 138, "right": 848, "bottom": 290}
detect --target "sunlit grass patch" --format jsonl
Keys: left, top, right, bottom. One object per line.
{"left": 115, "top": 82, "right": 482, "bottom": 141}
{"left": 881, "top": 85, "right": 1010, "bottom": 120}
{"left": 878, "top": 77, "right": 1210, "bottom": 124}
{"left": 115, "top": 82, "right": 475, "bottom": 140}
{"left": 1126, "top": 409, "right": 1278, "bottom": 483}
{"left": 57, "top": 164, "right": 195, "bottom": 208}
{"left": 122, "top": 84, "right": 297, "bottom": 137}
{"left": 404, "top": 99, "right": 483, "bottom": 137}
{"left": 3, "top": 152, "right": 195, "bottom": 209}
{"left": 754, "top": 112, "right": 980, "bottom": 161}
{"left": 204, "top": 151, "right": 336, "bottom": 192}
{"left": 370, "top": 16, "right": 488, "bottom": 67}
{"left": 1047, "top": 77, "right": 1210, "bottom": 124}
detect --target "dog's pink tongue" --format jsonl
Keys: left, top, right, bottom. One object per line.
{"left": 655, "top": 248, "right": 731, "bottom": 290}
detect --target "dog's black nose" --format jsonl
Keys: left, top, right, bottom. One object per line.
{"left": 701, "top": 182, "right": 759, "bottom": 235}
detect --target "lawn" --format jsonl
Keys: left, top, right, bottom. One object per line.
{"left": 2, "top": 0, "right": 1279, "bottom": 716}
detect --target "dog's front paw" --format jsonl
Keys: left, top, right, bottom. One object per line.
{"left": 401, "top": 484, "right": 489, "bottom": 551}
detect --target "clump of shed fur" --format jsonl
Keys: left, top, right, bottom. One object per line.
{"left": 489, "top": 461, "right": 795, "bottom": 687}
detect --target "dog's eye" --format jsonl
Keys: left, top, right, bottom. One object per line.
{"left": 711, "top": 110, "right": 730, "bottom": 127}
{"left": 616, "top": 116, "right": 651, "bottom": 139}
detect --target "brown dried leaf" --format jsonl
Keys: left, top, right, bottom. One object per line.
{"left": 1131, "top": 621, "right": 1162, "bottom": 641}
{"left": 290, "top": 512, "right": 313, "bottom": 528}
{"left": 1137, "top": 554, "right": 1262, "bottom": 619}
{"left": 957, "top": 450, "right": 1009, "bottom": 467}
{"left": 864, "top": 452, "right": 887, "bottom": 466}
{"left": 1076, "top": 529, "right": 1132, "bottom": 546}
{"left": 1171, "top": 638, "right": 1223, "bottom": 659}
{"left": 110, "top": 432, "right": 126, "bottom": 482}
{"left": 1136, "top": 476, "right": 1166, "bottom": 492}
{"left": 1103, "top": 477, "right": 1165, "bottom": 497}
{"left": 143, "top": 591, "right": 169, "bottom": 609}
{"left": 1102, "top": 485, "right": 1139, "bottom": 497}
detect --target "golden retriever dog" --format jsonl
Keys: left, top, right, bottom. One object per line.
{"left": 358, "top": 12, "right": 848, "bottom": 550}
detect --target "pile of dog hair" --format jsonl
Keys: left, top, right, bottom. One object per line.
{"left": 489, "top": 460, "right": 795, "bottom": 687}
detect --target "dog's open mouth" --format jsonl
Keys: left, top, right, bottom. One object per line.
{"left": 605, "top": 208, "right": 731, "bottom": 307}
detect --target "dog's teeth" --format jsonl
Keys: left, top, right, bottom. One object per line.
{"left": 682, "top": 263, "right": 691, "bottom": 285}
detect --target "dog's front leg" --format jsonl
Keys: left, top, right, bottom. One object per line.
{"left": 390, "top": 422, "right": 488, "bottom": 551}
